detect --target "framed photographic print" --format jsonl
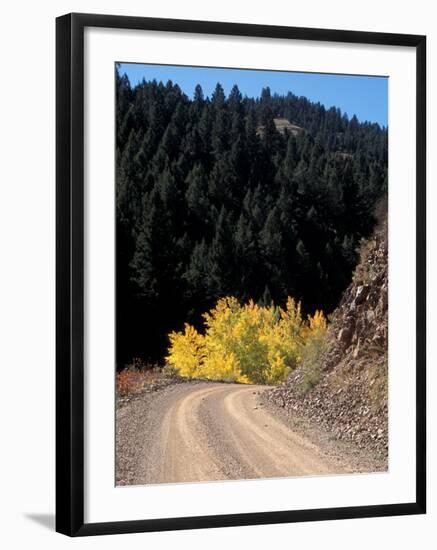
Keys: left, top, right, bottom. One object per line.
{"left": 56, "top": 13, "right": 426, "bottom": 536}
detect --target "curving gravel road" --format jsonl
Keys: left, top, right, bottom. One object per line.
{"left": 116, "top": 382, "right": 354, "bottom": 485}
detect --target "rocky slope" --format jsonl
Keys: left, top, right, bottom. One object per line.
{"left": 267, "top": 213, "right": 388, "bottom": 461}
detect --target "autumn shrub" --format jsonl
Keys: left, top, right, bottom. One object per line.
{"left": 116, "top": 368, "right": 146, "bottom": 397}
{"left": 166, "top": 324, "right": 206, "bottom": 379}
{"left": 116, "top": 359, "right": 164, "bottom": 396}
{"left": 166, "top": 296, "right": 326, "bottom": 385}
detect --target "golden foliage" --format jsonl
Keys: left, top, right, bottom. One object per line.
{"left": 166, "top": 296, "right": 327, "bottom": 385}
{"left": 167, "top": 323, "right": 206, "bottom": 379}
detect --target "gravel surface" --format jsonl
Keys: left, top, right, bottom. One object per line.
{"left": 116, "top": 381, "right": 384, "bottom": 486}
{"left": 116, "top": 380, "right": 200, "bottom": 485}
{"left": 261, "top": 396, "right": 388, "bottom": 474}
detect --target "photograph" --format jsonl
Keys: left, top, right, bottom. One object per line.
{"left": 0, "top": 0, "right": 430, "bottom": 544}
{"left": 114, "top": 62, "right": 389, "bottom": 486}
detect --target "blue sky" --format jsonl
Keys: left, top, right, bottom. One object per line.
{"left": 119, "top": 63, "right": 388, "bottom": 127}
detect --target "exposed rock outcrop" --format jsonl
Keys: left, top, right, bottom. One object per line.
{"left": 267, "top": 214, "right": 388, "bottom": 459}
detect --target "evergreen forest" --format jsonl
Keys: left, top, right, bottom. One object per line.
{"left": 116, "top": 66, "right": 388, "bottom": 368}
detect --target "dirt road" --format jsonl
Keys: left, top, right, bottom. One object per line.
{"left": 117, "top": 382, "right": 354, "bottom": 485}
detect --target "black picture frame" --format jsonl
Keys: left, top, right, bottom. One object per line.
{"left": 56, "top": 12, "right": 426, "bottom": 537}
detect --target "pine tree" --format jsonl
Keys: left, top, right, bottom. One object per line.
{"left": 211, "top": 83, "right": 226, "bottom": 108}
{"left": 208, "top": 206, "right": 236, "bottom": 296}
{"left": 193, "top": 84, "right": 204, "bottom": 103}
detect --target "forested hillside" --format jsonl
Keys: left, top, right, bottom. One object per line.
{"left": 116, "top": 67, "right": 388, "bottom": 366}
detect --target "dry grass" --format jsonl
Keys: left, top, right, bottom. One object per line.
{"left": 295, "top": 334, "right": 326, "bottom": 395}
{"left": 116, "top": 359, "right": 177, "bottom": 397}
{"left": 365, "top": 357, "right": 388, "bottom": 411}
{"left": 117, "top": 366, "right": 155, "bottom": 397}
{"left": 256, "top": 118, "right": 303, "bottom": 137}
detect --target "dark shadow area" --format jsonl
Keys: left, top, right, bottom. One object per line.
{"left": 25, "top": 513, "right": 55, "bottom": 531}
